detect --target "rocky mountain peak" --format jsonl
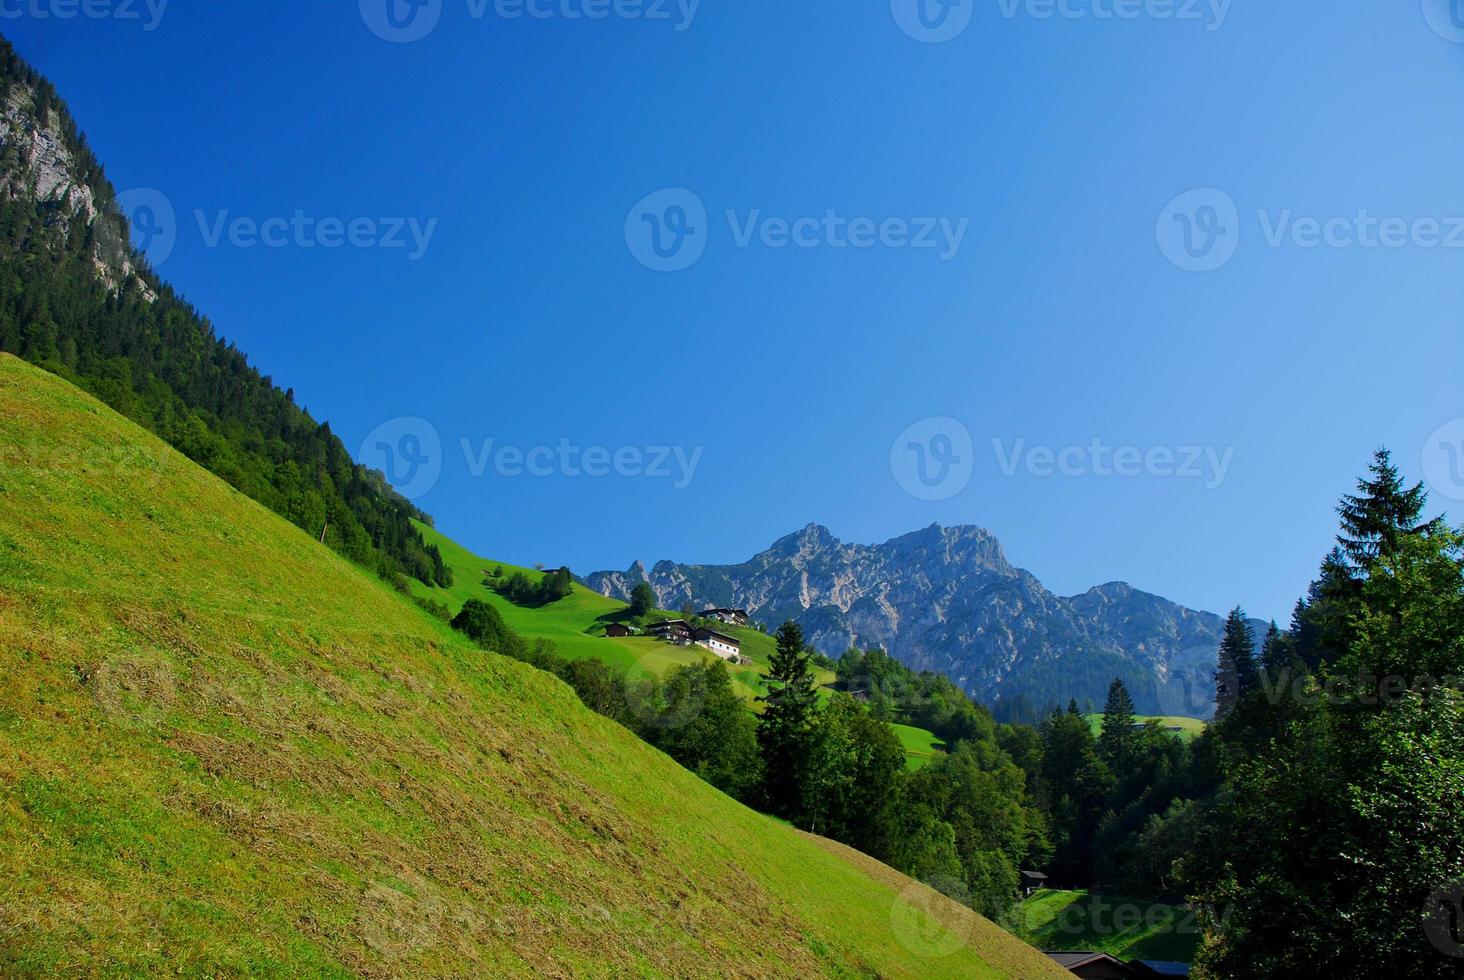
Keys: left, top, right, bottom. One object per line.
{"left": 584, "top": 523, "right": 1229, "bottom": 720}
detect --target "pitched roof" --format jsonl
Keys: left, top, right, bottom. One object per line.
{"left": 1044, "top": 950, "right": 1130, "bottom": 970}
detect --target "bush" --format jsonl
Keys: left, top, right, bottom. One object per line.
{"left": 414, "top": 596, "right": 453, "bottom": 621}
{"left": 451, "top": 599, "right": 523, "bottom": 658}
{"left": 499, "top": 567, "right": 575, "bottom": 607}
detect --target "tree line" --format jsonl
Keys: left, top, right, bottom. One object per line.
{"left": 424, "top": 449, "right": 1464, "bottom": 976}
{"left": 1001, "top": 450, "right": 1464, "bottom": 977}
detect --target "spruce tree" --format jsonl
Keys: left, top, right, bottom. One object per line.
{"left": 1259, "top": 621, "right": 1291, "bottom": 679}
{"left": 1097, "top": 678, "right": 1136, "bottom": 772}
{"left": 1337, "top": 448, "right": 1431, "bottom": 568}
{"left": 757, "top": 620, "right": 819, "bottom": 819}
{"left": 1215, "top": 607, "right": 1258, "bottom": 720}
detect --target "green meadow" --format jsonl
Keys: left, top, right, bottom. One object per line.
{"left": 406, "top": 522, "right": 945, "bottom": 755}
{"left": 1084, "top": 714, "right": 1207, "bottom": 742}
{"left": 1010, "top": 888, "right": 1202, "bottom": 963}
{"left": 893, "top": 723, "right": 948, "bottom": 770}
{"left": 0, "top": 356, "right": 1063, "bottom": 977}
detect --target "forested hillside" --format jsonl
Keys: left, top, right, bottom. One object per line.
{"left": 0, "top": 37, "right": 448, "bottom": 588}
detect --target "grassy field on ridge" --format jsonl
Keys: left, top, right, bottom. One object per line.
{"left": 405, "top": 523, "right": 954, "bottom": 769}
{"left": 0, "top": 355, "right": 1060, "bottom": 978}
{"left": 1083, "top": 714, "right": 1207, "bottom": 742}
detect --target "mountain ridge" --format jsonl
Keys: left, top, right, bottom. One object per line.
{"left": 585, "top": 523, "right": 1235, "bottom": 720}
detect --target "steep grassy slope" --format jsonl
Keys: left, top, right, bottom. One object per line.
{"left": 0, "top": 355, "right": 1065, "bottom": 978}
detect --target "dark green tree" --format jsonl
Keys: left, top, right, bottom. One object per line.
{"left": 757, "top": 620, "right": 820, "bottom": 819}
{"left": 1096, "top": 677, "right": 1137, "bottom": 773}
{"left": 1215, "top": 608, "right": 1258, "bottom": 720}
{"left": 654, "top": 660, "right": 762, "bottom": 801}
{"left": 629, "top": 582, "right": 656, "bottom": 618}
{"left": 1037, "top": 706, "right": 1113, "bottom": 884}
{"left": 799, "top": 694, "right": 905, "bottom": 854}
{"left": 1337, "top": 448, "right": 1431, "bottom": 568}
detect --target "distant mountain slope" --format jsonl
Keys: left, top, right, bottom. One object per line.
{"left": 0, "top": 354, "right": 1065, "bottom": 978}
{"left": 586, "top": 524, "right": 1237, "bottom": 719}
{"left": 0, "top": 36, "right": 448, "bottom": 587}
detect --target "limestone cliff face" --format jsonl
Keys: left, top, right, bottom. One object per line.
{"left": 586, "top": 524, "right": 1233, "bottom": 720}
{"left": 0, "top": 77, "right": 148, "bottom": 295}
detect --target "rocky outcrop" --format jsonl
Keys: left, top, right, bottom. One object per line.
{"left": 586, "top": 523, "right": 1241, "bottom": 720}
{"left": 0, "top": 80, "right": 146, "bottom": 295}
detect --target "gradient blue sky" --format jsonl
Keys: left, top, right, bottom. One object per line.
{"left": 8, "top": 2, "right": 1464, "bottom": 623}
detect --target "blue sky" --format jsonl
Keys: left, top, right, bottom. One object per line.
{"left": 8, "top": 1, "right": 1464, "bottom": 623}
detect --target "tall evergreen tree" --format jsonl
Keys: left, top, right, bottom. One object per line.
{"left": 1260, "top": 621, "right": 1291, "bottom": 678}
{"left": 757, "top": 620, "right": 819, "bottom": 819}
{"left": 1215, "top": 607, "right": 1258, "bottom": 720}
{"left": 1097, "top": 678, "right": 1136, "bottom": 772}
{"left": 1337, "top": 448, "right": 1431, "bottom": 568}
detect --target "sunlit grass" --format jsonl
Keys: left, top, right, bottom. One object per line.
{"left": 0, "top": 355, "right": 1065, "bottom": 979}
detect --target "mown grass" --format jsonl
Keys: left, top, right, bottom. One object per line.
{"left": 1010, "top": 888, "right": 1201, "bottom": 962}
{"left": 892, "top": 724, "right": 947, "bottom": 770}
{"left": 1083, "top": 714, "right": 1207, "bottom": 742}
{"left": 0, "top": 355, "right": 1065, "bottom": 979}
